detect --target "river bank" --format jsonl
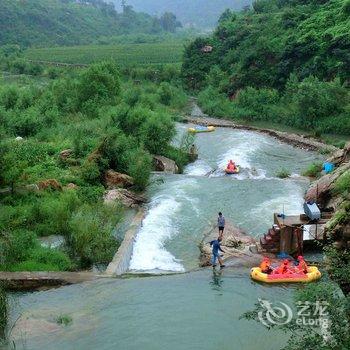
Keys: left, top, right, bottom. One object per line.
{"left": 184, "top": 102, "right": 338, "bottom": 153}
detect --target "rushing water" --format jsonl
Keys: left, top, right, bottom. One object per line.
{"left": 8, "top": 125, "right": 324, "bottom": 350}
{"left": 129, "top": 125, "right": 322, "bottom": 273}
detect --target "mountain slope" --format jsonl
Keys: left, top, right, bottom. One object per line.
{"left": 181, "top": 0, "right": 350, "bottom": 135}
{"left": 114, "top": 0, "right": 252, "bottom": 28}
{"left": 0, "top": 0, "right": 162, "bottom": 47}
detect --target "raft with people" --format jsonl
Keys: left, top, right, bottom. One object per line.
{"left": 225, "top": 160, "right": 240, "bottom": 174}
{"left": 188, "top": 125, "right": 215, "bottom": 133}
{"left": 251, "top": 256, "right": 321, "bottom": 283}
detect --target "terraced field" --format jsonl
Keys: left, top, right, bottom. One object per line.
{"left": 24, "top": 42, "right": 184, "bottom": 66}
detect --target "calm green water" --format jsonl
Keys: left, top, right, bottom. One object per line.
{"left": 10, "top": 269, "right": 295, "bottom": 350}
{"left": 8, "top": 126, "right": 323, "bottom": 349}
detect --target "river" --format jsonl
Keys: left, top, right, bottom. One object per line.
{"left": 8, "top": 125, "right": 324, "bottom": 350}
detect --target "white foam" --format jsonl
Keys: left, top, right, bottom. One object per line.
{"left": 250, "top": 183, "right": 304, "bottom": 229}
{"left": 218, "top": 144, "right": 252, "bottom": 170}
{"left": 129, "top": 197, "right": 185, "bottom": 272}
{"left": 216, "top": 133, "right": 269, "bottom": 180}
{"left": 184, "top": 159, "right": 213, "bottom": 177}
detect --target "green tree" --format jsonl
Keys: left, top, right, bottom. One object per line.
{"left": 77, "top": 61, "right": 121, "bottom": 112}
{"left": 0, "top": 150, "right": 27, "bottom": 193}
{"left": 159, "top": 12, "right": 182, "bottom": 33}
{"left": 140, "top": 113, "right": 175, "bottom": 154}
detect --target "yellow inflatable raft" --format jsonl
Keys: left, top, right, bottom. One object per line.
{"left": 188, "top": 125, "right": 215, "bottom": 133}
{"left": 250, "top": 266, "right": 321, "bottom": 283}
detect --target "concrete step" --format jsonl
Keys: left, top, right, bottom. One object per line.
{"left": 268, "top": 228, "right": 279, "bottom": 237}
{"left": 260, "top": 236, "right": 277, "bottom": 249}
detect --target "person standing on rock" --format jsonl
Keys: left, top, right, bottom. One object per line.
{"left": 210, "top": 237, "right": 225, "bottom": 268}
{"left": 217, "top": 212, "right": 225, "bottom": 238}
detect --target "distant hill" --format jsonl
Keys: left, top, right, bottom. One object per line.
{"left": 0, "top": 0, "right": 165, "bottom": 48}
{"left": 114, "top": 0, "right": 252, "bottom": 28}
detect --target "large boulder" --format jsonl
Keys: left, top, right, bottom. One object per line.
{"left": 104, "top": 189, "right": 146, "bottom": 208}
{"left": 327, "top": 142, "right": 350, "bottom": 166}
{"left": 38, "top": 179, "right": 62, "bottom": 191}
{"left": 65, "top": 183, "right": 78, "bottom": 190}
{"left": 305, "top": 162, "right": 350, "bottom": 208}
{"left": 153, "top": 155, "right": 178, "bottom": 174}
{"left": 104, "top": 170, "right": 134, "bottom": 189}
{"left": 199, "top": 222, "right": 257, "bottom": 267}
{"left": 59, "top": 149, "right": 73, "bottom": 161}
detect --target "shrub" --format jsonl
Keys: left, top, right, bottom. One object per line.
{"left": 8, "top": 107, "right": 43, "bottom": 137}
{"left": 275, "top": 168, "right": 291, "bottom": 178}
{"left": 140, "top": 112, "right": 175, "bottom": 154}
{"left": 235, "top": 87, "right": 280, "bottom": 121}
{"left": 157, "top": 82, "right": 173, "bottom": 105}
{"left": 125, "top": 148, "right": 152, "bottom": 190}
{"left": 80, "top": 160, "right": 102, "bottom": 185}
{"left": 28, "top": 246, "right": 72, "bottom": 271}
{"left": 198, "top": 86, "right": 233, "bottom": 118}
{"left": 162, "top": 145, "right": 190, "bottom": 173}
{"left": 123, "top": 86, "right": 141, "bottom": 107}
{"left": 77, "top": 185, "right": 105, "bottom": 203}
{"left": 68, "top": 203, "right": 121, "bottom": 267}
{"left": 0, "top": 229, "right": 37, "bottom": 266}
{"left": 302, "top": 162, "right": 323, "bottom": 178}
{"left": 117, "top": 106, "right": 148, "bottom": 135}
{"left": 56, "top": 314, "right": 73, "bottom": 326}
{"left": 0, "top": 86, "right": 19, "bottom": 110}
{"left": 77, "top": 61, "right": 121, "bottom": 111}
{"left": 27, "top": 191, "right": 81, "bottom": 237}
{"left": 343, "top": 0, "right": 350, "bottom": 15}
{"left": 291, "top": 77, "right": 348, "bottom": 129}
{"left": 333, "top": 171, "right": 350, "bottom": 197}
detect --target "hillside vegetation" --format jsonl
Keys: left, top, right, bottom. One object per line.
{"left": 0, "top": 0, "right": 174, "bottom": 47}
{"left": 182, "top": 0, "right": 350, "bottom": 136}
{"left": 0, "top": 60, "right": 189, "bottom": 272}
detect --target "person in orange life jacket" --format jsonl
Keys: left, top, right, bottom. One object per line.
{"left": 296, "top": 256, "right": 308, "bottom": 274}
{"left": 227, "top": 160, "right": 236, "bottom": 171}
{"left": 259, "top": 257, "right": 273, "bottom": 274}
{"left": 273, "top": 259, "right": 290, "bottom": 274}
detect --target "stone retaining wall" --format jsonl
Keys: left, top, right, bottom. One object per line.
{"left": 105, "top": 209, "right": 144, "bottom": 276}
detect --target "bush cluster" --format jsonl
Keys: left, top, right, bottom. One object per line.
{"left": 0, "top": 61, "right": 189, "bottom": 271}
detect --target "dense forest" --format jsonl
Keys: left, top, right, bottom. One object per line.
{"left": 114, "top": 0, "right": 252, "bottom": 28}
{"left": 182, "top": 0, "right": 350, "bottom": 136}
{"left": 0, "top": 0, "right": 182, "bottom": 47}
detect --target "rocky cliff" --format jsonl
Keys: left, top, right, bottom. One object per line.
{"left": 305, "top": 142, "right": 350, "bottom": 248}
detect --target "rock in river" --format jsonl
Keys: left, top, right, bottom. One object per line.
{"left": 199, "top": 222, "right": 259, "bottom": 267}
{"left": 104, "top": 188, "right": 146, "bottom": 208}
{"left": 104, "top": 170, "right": 134, "bottom": 189}
{"left": 153, "top": 155, "right": 178, "bottom": 174}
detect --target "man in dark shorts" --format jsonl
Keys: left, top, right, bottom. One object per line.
{"left": 210, "top": 237, "right": 225, "bottom": 268}
{"left": 217, "top": 212, "right": 225, "bottom": 238}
